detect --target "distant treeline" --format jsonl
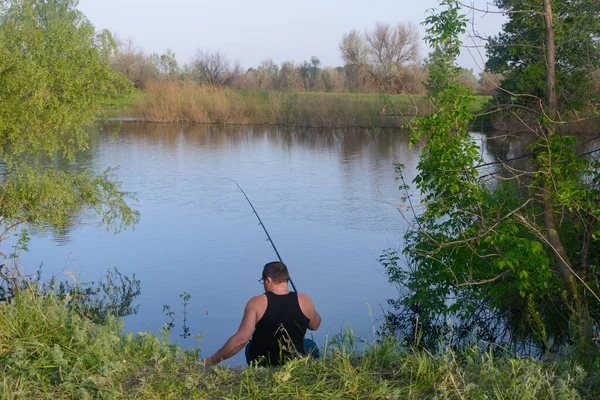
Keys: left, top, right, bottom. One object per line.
{"left": 110, "top": 20, "right": 600, "bottom": 131}
{"left": 108, "top": 22, "right": 506, "bottom": 96}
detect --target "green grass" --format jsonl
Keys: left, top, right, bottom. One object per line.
{"left": 0, "top": 287, "right": 596, "bottom": 399}
{"left": 103, "top": 90, "right": 144, "bottom": 118}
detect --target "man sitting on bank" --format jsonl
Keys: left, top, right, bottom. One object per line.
{"left": 204, "top": 261, "right": 321, "bottom": 366}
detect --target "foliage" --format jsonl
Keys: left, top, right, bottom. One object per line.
{"left": 299, "top": 56, "right": 321, "bottom": 92}
{"left": 486, "top": 0, "right": 600, "bottom": 109}
{"left": 382, "top": 0, "right": 600, "bottom": 357}
{"left": 154, "top": 48, "right": 181, "bottom": 79}
{"left": 1, "top": 263, "right": 140, "bottom": 321}
{"left": 0, "top": 289, "right": 594, "bottom": 398}
{"left": 0, "top": 0, "right": 138, "bottom": 256}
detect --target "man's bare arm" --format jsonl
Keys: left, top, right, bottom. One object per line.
{"left": 299, "top": 293, "right": 321, "bottom": 331}
{"left": 204, "top": 298, "right": 259, "bottom": 365}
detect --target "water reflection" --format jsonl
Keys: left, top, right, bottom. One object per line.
{"left": 95, "top": 123, "right": 421, "bottom": 165}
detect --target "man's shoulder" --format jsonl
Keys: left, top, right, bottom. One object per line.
{"left": 297, "top": 292, "right": 315, "bottom": 306}
{"left": 297, "top": 292, "right": 313, "bottom": 300}
{"left": 247, "top": 293, "right": 268, "bottom": 308}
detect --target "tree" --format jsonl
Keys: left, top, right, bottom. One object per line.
{"left": 274, "top": 60, "right": 298, "bottom": 91}
{"left": 299, "top": 56, "right": 321, "bottom": 91}
{"left": 190, "top": 49, "right": 241, "bottom": 86}
{"left": 237, "top": 58, "right": 283, "bottom": 91}
{"left": 486, "top": 0, "right": 600, "bottom": 110}
{"left": 0, "top": 0, "right": 138, "bottom": 259}
{"left": 321, "top": 67, "right": 345, "bottom": 92}
{"left": 339, "top": 30, "right": 371, "bottom": 92}
{"left": 456, "top": 68, "right": 478, "bottom": 92}
{"left": 478, "top": 70, "right": 504, "bottom": 95}
{"left": 340, "top": 22, "right": 421, "bottom": 93}
{"left": 366, "top": 22, "right": 420, "bottom": 92}
{"left": 110, "top": 37, "right": 158, "bottom": 88}
{"left": 382, "top": 0, "right": 600, "bottom": 356}
{"left": 258, "top": 58, "right": 279, "bottom": 90}
{"left": 155, "top": 48, "right": 181, "bottom": 79}
{"left": 252, "top": 65, "right": 269, "bottom": 91}
{"left": 593, "top": 69, "right": 600, "bottom": 96}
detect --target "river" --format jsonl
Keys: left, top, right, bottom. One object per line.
{"left": 13, "top": 122, "right": 496, "bottom": 366}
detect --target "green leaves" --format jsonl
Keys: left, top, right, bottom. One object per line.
{"left": 0, "top": 1, "right": 137, "bottom": 247}
{"left": 0, "top": 0, "right": 131, "bottom": 160}
{"left": 1, "top": 165, "right": 139, "bottom": 234}
{"left": 384, "top": 0, "right": 600, "bottom": 352}
{"left": 487, "top": 0, "right": 600, "bottom": 108}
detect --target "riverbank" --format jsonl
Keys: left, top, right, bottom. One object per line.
{"left": 111, "top": 81, "right": 491, "bottom": 129}
{"left": 1, "top": 289, "right": 595, "bottom": 399}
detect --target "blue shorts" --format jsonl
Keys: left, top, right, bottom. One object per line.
{"left": 245, "top": 338, "right": 320, "bottom": 365}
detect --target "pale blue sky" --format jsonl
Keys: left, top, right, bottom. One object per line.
{"left": 78, "top": 0, "right": 505, "bottom": 72}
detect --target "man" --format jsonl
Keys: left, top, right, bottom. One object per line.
{"left": 204, "top": 261, "right": 321, "bottom": 366}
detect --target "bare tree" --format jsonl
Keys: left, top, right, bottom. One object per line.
{"left": 478, "top": 71, "right": 504, "bottom": 95}
{"left": 340, "top": 30, "right": 369, "bottom": 65}
{"left": 339, "top": 30, "right": 371, "bottom": 92}
{"left": 366, "top": 22, "right": 419, "bottom": 68}
{"left": 190, "top": 49, "right": 241, "bottom": 86}
{"left": 365, "top": 22, "right": 420, "bottom": 92}
{"left": 110, "top": 37, "right": 158, "bottom": 88}
{"left": 398, "top": 64, "right": 426, "bottom": 94}
{"left": 340, "top": 22, "right": 421, "bottom": 93}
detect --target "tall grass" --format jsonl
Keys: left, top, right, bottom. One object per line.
{"left": 0, "top": 287, "right": 596, "bottom": 399}
{"left": 132, "top": 81, "right": 448, "bottom": 128}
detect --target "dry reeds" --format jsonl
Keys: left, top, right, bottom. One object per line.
{"left": 133, "top": 81, "right": 434, "bottom": 128}
{"left": 134, "top": 80, "right": 259, "bottom": 124}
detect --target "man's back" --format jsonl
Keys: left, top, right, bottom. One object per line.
{"left": 249, "top": 291, "right": 309, "bottom": 365}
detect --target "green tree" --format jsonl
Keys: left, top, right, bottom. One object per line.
{"left": 383, "top": 0, "right": 600, "bottom": 356}
{"left": 299, "top": 56, "right": 321, "bottom": 91}
{"left": 486, "top": 0, "right": 600, "bottom": 109}
{"left": 157, "top": 48, "right": 181, "bottom": 79}
{"left": 0, "top": 0, "right": 138, "bottom": 257}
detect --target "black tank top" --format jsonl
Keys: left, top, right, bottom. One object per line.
{"left": 249, "top": 291, "right": 310, "bottom": 366}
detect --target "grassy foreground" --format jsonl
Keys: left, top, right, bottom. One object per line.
{"left": 0, "top": 288, "right": 596, "bottom": 399}
{"left": 121, "top": 81, "right": 490, "bottom": 129}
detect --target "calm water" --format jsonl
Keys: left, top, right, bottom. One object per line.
{"left": 14, "top": 122, "right": 495, "bottom": 365}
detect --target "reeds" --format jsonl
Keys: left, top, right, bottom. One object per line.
{"left": 132, "top": 81, "right": 442, "bottom": 128}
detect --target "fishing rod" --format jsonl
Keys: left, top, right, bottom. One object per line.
{"left": 228, "top": 179, "right": 298, "bottom": 292}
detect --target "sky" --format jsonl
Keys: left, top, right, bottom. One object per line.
{"left": 77, "top": 0, "right": 506, "bottom": 73}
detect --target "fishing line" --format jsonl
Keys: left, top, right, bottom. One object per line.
{"left": 227, "top": 178, "right": 297, "bottom": 292}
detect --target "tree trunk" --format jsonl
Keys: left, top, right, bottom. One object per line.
{"left": 543, "top": 0, "right": 556, "bottom": 122}
{"left": 541, "top": 0, "right": 593, "bottom": 345}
